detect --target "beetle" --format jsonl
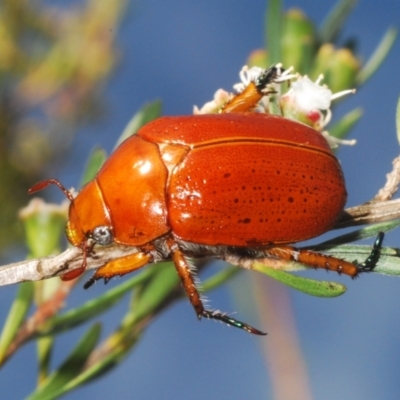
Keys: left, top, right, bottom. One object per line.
{"left": 29, "top": 66, "right": 383, "bottom": 334}
{"left": 29, "top": 112, "right": 383, "bottom": 335}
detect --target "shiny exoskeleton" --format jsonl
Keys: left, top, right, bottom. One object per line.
{"left": 29, "top": 67, "right": 383, "bottom": 335}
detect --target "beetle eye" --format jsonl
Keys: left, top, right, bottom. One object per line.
{"left": 92, "top": 226, "right": 113, "bottom": 245}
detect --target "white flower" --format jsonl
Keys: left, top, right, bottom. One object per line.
{"left": 280, "top": 74, "right": 355, "bottom": 133}
{"left": 193, "top": 89, "right": 232, "bottom": 115}
{"left": 193, "top": 66, "right": 356, "bottom": 148}
{"left": 233, "top": 64, "right": 295, "bottom": 94}
{"left": 289, "top": 76, "right": 332, "bottom": 111}
{"left": 233, "top": 65, "right": 266, "bottom": 93}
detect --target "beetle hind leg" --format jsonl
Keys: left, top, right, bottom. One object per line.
{"left": 355, "top": 231, "right": 384, "bottom": 273}
{"left": 264, "top": 232, "right": 384, "bottom": 278}
{"left": 169, "top": 240, "right": 266, "bottom": 335}
{"left": 265, "top": 245, "right": 360, "bottom": 277}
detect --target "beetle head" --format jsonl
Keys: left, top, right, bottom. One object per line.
{"left": 29, "top": 178, "right": 113, "bottom": 248}
{"left": 66, "top": 179, "right": 112, "bottom": 247}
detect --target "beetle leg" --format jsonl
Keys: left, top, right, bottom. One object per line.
{"left": 265, "top": 246, "right": 360, "bottom": 277}
{"left": 222, "top": 82, "right": 263, "bottom": 113}
{"left": 222, "top": 66, "right": 279, "bottom": 113}
{"left": 265, "top": 232, "right": 384, "bottom": 277}
{"left": 83, "top": 252, "right": 152, "bottom": 289}
{"left": 355, "top": 231, "right": 384, "bottom": 272}
{"left": 169, "top": 241, "right": 266, "bottom": 335}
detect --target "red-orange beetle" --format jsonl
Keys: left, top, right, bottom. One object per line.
{"left": 29, "top": 69, "right": 382, "bottom": 335}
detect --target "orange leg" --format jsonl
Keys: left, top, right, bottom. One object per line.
{"left": 222, "top": 82, "right": 263, "bottom": 113}
{"left": 266, "top": 246, "right": 359, "bottom": 276}
{"left": 265, "top": 232, "right": 384, "bottom": 277}
{"left": 222, "top": 66, "right": 279, "bottom": 113}
{"left": 169, "top": 240, "right": 266, "bottom": 335}
{"left": 83, "top": 251, "right": 152, "bottom": 289}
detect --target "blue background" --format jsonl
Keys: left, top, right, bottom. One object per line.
{"left": 1, "top": 1, "right": 400, "bottom": 399}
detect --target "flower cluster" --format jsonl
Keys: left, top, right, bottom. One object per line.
{"left": 194, "top": 64, "right": 356, "bottom": 148}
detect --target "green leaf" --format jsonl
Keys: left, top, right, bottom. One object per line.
{"left": 31, "top": 264, "right": 178, "bottom": 389}
{"left": 0, "top": 282, "right": 34, "bottom": 365}
{"left": 249, "top": 221, "right": 400, "bottom": 296}
{"left": 202, "top": 266, "right": 240, "bottom": 293}
{"left": 281, "top": 9, "right": 316, "bottom": 73}
{"left": 318, "top": 244, "right": 400, "bottom": 276}
{"left": 269, "top": 92, "right": 283, "bottom": 116}
{"left": 265, "top": 0, "right": 282, "bottom": 64}
{"left": 58, "top": 264, "right": 180, "bottom": 385}
{"left": 114, "top": 100, "right": 162, "bottom": 149}
{"left": 329, "top": 108, "right": 363, "bottom": 140}
{"left": 357, "top": 27, "right": 398, "bottom": 85}
{"left": 128, "top": 262, "right": 179, "bottom": 322}
{"left": 37, "top": 350, "right": 122, "bottom": 398}
{"left": 27, "top": 323, "right": 101, "bottom": 400}
{"left": 318, "top": 221, "right": 400, "bottom": 247}
{"left": 310, "top": 222, "right": 400, "bottom": 276}
{"left": 37, "top": 336, "right": 54, "bottom": 383}
{"left": 80, "top": 147, "right": 107, "bottom": 186}
{"left": 36, "top": 268, "right": 153, "bottom": 337}
{"left": 252, "top": 262, "right": 347, "bottom": 297}
{"left": 319, "top": 0, "right": 357, "bottom": 43}
{"left": 21, "top": 203, "right": 67, "bottom": 259}
{"left": 373, "top": 248, "right": 400, "bottom": 276}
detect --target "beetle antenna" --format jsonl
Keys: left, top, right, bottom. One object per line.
{"left": 28, "top": 179, "right": 75, "bottom": 203}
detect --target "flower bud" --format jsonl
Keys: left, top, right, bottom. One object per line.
{"left": 19, "top": 198, "right": 68, "bottom": 258}
{"left": 312, "top": 44, "right": 360, "bottom": 92}
{"left": 281, "top": 9, "right": 316, "bottom": 73}
{"left": 312, "top": 44, "right": 335, "bottom": 78}
{"left": 327, "top": 48, "right": 360, "bottom": 93}
{"left": 247, "top": 49, "right": 269, "bottom": 69}
{"left": 280, "top": 76, "right": 329, "bottom": 129}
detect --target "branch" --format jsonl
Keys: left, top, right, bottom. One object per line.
{"left": 0, "top": 245, "right": 140, "bottom": 286}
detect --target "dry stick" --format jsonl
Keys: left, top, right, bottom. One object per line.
{"left": 372, "top": 155, "right": 400, "bottom": 202}
{"left": 336, "top": 154, "right": 400, "bottom": 228}
{"left": 0, "top": 246, "right": 146, "bottom": 361}
{"left": 0, "top": 245, "right": 141, "bottom": 286}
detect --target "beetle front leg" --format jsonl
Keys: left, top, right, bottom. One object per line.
{"left": 84, "top": 251, "right": 152, "bottom": 289}
{"left": 169, "top": 241, "right": 266, "bottom": 335}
